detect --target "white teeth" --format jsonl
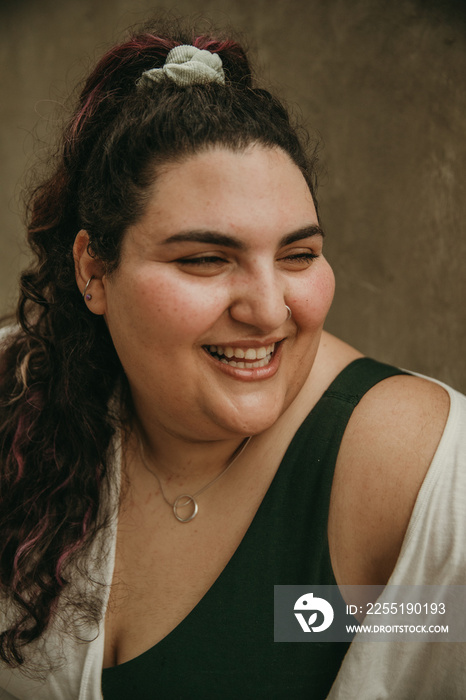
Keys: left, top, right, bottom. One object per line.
{"left": 212, "top": 354, "right": 273, "bottom": 369}
{"left": 206, "top": 342, "right": 276, "bottom": 367}
{"left": 208, "top": 344, "right": 274, "bottom": 358}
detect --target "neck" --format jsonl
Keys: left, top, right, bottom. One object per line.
{"left": 127, "top": 417, "right": 249, "bottom": 487}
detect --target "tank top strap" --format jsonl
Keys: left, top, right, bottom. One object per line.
{"left": 322, "top": 357, "right": 409, "bottom": 407}
{"left": 285, "top": 357, "right": 409, "bottom": 475}
{"left": 285, "top": 357, "right": 408, "bottom": 461}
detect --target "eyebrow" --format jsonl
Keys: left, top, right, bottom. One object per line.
{"left": 162, "top": 225, "right": 324, "bottom": 250}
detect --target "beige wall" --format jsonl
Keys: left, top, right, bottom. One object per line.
{"left": 1, "top": 0, "right": 465, "bottom": 390}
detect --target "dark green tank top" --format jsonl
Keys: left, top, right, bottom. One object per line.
{"left": 102, "top": 358, "right": 406, "bottom": 699}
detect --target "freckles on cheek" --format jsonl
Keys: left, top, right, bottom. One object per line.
{"left": 315, "top": 266, "right": 336, "bottom": 312}
{"left": 138, "top": 277, "right": 224, "bottom": 338}
{"left": 321, "top": 273, "right": 336, "bottom": 311}
{"left": 295, "top": 270, "right": 335, "bottom": 323}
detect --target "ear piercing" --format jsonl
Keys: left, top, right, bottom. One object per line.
{"left": 82, "top": 276, "right": 94, "bottom": 301}
{"left": 285, "top": 304, "right": 292, "bottom": 321}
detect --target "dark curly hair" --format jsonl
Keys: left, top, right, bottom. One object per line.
{"left": 0, "top": 20, "right": 319, "bottom": 667}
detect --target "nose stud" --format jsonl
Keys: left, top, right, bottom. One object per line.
{"left": 285, "top": 304, "right": 292, "bottom": 321}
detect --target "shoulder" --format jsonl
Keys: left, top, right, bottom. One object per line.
{"left": 329, "top": 367, "right": 451, "bottom": 587}
{"left": 349, "top": 371, "right": 450, "bottom": 446}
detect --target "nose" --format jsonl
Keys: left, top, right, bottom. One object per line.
{"left": 228, "top": 264, "right": 289, "bottom": 331}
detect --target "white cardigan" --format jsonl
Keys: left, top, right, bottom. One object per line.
{"left": 0, "top": 373, "right": 465, "bottom": 700}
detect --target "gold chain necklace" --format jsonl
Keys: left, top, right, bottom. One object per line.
{"left": 138, "top": 436, "right": 251, "bottom": 523}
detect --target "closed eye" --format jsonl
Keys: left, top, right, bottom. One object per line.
{"left": 176, "top": 255, "right": 226, "bottom": 266}
{"left": 283, "top": 252, "right": 319, "bottom": 261}
{"left": 279, "top": 252, "right": 320, "bottom": 268}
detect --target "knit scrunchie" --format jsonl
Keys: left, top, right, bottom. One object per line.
{"left": 138, "top": 45, "right": 225, "bottom": 87}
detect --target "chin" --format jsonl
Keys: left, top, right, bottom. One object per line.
{"left": 214, "top": 404, "right": 286, "bottom": 438}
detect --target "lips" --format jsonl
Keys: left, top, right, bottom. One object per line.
{"left": 204, "top": 343, "right": 276, "bottom": 369}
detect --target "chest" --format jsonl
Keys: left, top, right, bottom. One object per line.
{"left": 101, "top": 445, "right": 356, "bottom": 700}
{"left": 102, "top": 495, "right": 349, "bottom": 699}
{"left": 103, "top": 463, "right": 276, "bottom": 668}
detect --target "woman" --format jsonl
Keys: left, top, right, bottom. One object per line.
{"left": 0, "top": 22, "right": 464, "bottom": 700}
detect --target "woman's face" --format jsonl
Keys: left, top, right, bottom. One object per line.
{"left": 101, "top": 145, "right": 335, "bottom": 441}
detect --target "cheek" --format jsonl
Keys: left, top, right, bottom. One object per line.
{"left": 292, "top": 261, "right": 335, "bottom": 327}
{"left": 117, "top": 271, "right": 227, "bottom": 344}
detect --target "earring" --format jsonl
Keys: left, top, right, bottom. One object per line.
{"left": 285, "top": 304, "right": 292, "bottom": 321}
{"left": 82, "top": 276, "right": 94, "bottom": 302}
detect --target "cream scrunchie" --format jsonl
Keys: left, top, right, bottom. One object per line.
{"left": 138, "top": 45, "right": 225, "bottom": 88}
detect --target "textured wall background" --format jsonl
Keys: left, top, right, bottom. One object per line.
{"left": 1, "top": 0, "right": 465, "bottom": 389}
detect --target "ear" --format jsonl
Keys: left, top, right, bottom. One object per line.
{"left": 73, "top": 230, "right": 107, "bottom": 315}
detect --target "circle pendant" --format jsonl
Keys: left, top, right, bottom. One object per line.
{"left": 173, "top": 495, "right": 199, "bottom": 523}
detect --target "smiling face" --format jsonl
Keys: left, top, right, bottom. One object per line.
{"left": 100, "top": 145, "right": 335, "bottom": 441}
